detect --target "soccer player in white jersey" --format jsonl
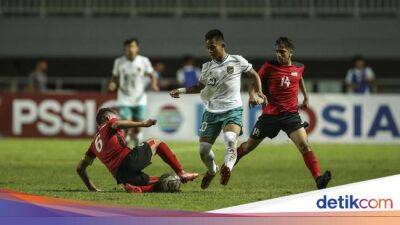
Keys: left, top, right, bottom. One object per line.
{"left": 108, "top": 38, "right": 159, "bottom": 146}
{"left": 170, "top": 29, "right": 265, "bottom": 188}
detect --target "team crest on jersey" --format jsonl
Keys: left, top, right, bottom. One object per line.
{"left": 227, "top": 66, "right": 234, "bottom": 74}
{"left": 137, "top": 67, "right": 142, "bottom": 73}
{"left": 290, "top": 71, "right": 298, "bottom": 77}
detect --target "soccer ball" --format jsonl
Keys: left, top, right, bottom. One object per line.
{"left": 158, "top": 173, "right": 181, "bottom": 193}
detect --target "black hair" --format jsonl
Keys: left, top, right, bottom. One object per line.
{"left": 96, "top": 108, "right": 116, "bottom": 126}
{"left": 275, "top": 37, "right": 294, "bottom": 50}
{"left": 205, "top": 29, "right": 224, "bottom": 41}
{"left": 124, "top": 38, "right": 139, "bottom": 47}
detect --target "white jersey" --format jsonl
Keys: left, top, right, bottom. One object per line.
{"left": 199, "top": 54, "right": 252, "bottom": 113}
{"left": 112, "top": 55, "right": 154, "bottom": 107}
{"left": 345, "top": 67, "right": 375, "bottom": 84}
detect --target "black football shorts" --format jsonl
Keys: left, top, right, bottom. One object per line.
{"left": 116, "top": 142, "right": 153, "bottom": 185}
{"left": 250, "top": 112, "right": 309, "bottom": 140}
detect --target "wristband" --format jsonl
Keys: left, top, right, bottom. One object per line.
{"left": 177, "top": 88, "right": 187, "bottom": 94}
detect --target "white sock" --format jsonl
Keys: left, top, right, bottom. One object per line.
{"left": 199, "top": 142, "right": 217, "bottom": 175}
{"left": 223, "top": 131, "right": 238, "bottom": 171}
{"left": 132, "top": 131, "right": 143, "bottom": 147}
{"left": 136, "top": 131, "right": 143, "bottom": 144}
{"left": 125, "top": 131, "right": 131, "bottom": 142}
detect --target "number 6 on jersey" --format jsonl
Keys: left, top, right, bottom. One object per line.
{"left": 95, "top": 135, "right": 103, "bottom": 152}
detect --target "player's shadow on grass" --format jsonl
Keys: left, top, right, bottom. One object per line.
{"left": 43, "top": 189, "right": 117, "bottom": 193}
{"left": 43, "top": 189, "right": 218, "bottom": 194}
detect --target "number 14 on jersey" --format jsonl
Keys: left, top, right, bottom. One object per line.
{"left": 280, "top": 76, "right": 291, "bottom": 87}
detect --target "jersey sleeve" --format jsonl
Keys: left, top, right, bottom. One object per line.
{"left": 107, "top": 118, "right": 118, "bottom": 131}
{"left": 365, "top": 67, "right": 375, "bottom": 80}
{"left": 237, "top": 55, "right": 252, "bottom": 73}
{"left": 143, "top": 57, "right": 155, "bottom": 74}
{"left": 112, "top": 58, "right": 119, "bottom": 77}
{"left": 345, "top": 69, "right": 353, "bottom": 84}
{"left": 176, "top": 69, "right": 184, "bottom": 84}
{"left": 199, "top": 62, "right": 209, "bottom": 85}
{"left": 258, "top": 61, "right": 271, "bottom": 79}
{"left": 99, "top": 117, "right": 119, "bottom": 139}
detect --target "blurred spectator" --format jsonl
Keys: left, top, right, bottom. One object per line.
{"left": 28, "top": 60, "right": 48, "bottom": 92}
{"left": 345, "top": 55, "right": 377, "bottom": 94}
{"left": 176, "top": 55, "right": 200, "bottom": 88}
{"left": 146, "top": 61, "right": 173, "bottom": 91}
{"left": 154, "top": 61, "right": 165, "bottom": 80}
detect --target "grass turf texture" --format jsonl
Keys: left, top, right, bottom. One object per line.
{"left": 0, "top": 138, "right": 399, "bottom": 211}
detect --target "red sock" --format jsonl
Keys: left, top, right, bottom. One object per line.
{"left": 156, "top": 142, "right": 183, "bottom": 174}
{"left": 302, "top": 151, "right": 321, "bottom": 179}
{"left": 234, "top": 143, "right": 245, "bottom": 166}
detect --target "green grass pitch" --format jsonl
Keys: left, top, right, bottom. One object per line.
{"left": 0, "top": 138, "right": 399, "bottom": 211}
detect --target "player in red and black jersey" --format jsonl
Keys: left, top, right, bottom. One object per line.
{"left": 235, "top": 37, "right": 331, "bottom": 189}
{"left": 76, "top": 108, "right": 198, "bottom": 193}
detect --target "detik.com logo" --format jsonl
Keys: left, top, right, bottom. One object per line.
{"left": 316, "top": 195, "right": 393, "bottom": 209}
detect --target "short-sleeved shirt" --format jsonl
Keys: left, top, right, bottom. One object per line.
{"left": 86, "top": 118, "right": 131, "bottom": 177}
{"left": 258, "top": 59, "right": 305, "bottom": 115}
{"left": 345, "top": 67, "right": 375, "bottom": 93}
{"left": 112, "top": 55, "right": 154, "bottom": 107}
{"left": 28, "top": 71, "right": 47, "bottom": 92}
{"left": 199, "top": 54, "right": 252, "bottom": 113}
{"left": 176, "top": 65, "right": 201, "bottom": 88}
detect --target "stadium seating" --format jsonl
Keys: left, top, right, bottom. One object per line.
{"left": 1, "top": 0, "right": 399, "bottom": 18}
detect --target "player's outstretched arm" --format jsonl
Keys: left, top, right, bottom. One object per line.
{"left": 169, "top": 83, "right": 205, "bottom": 98}
{"left": 111, "top": 119, "right": 157, "bottom": 129}
{"left": 246, "top": 69, "right": 266, "bottom": 101}
{"left": 248, "top": 83, "right": 266, "bottom": 107}
{"left": 299, "top": 78, "right": 309, "bottom": 109}
{"left": 76, "top": 155, "right": 101, "bottom": 192}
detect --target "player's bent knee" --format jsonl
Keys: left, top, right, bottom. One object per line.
{"left": 153, "top": 138, "right": 161, "bottom": 144}
{"left": 223, "top": 131, "right": 238, "bottom": 146}
{"left": 145, "top": 138, "right": 155, "bottom": 144}
{"left": 199, "top": 142, "right": 214, "bottom": 162}
{"left": 199, "top": 142, "right": 212, "bottom": 157}
{"left": 146, "top": 138, "right": 161, "bottom": 148}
